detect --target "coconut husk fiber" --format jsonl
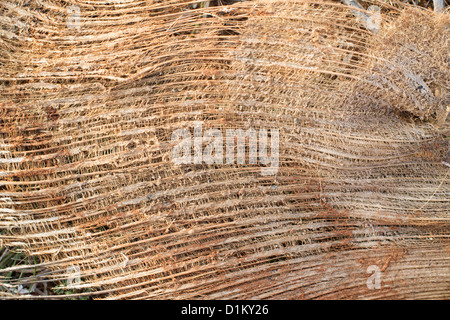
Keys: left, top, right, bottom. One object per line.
{"left": 0, "top": 0, "right": 449, "bottom": 299}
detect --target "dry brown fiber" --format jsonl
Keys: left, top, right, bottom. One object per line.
{"left": 0, "top": 0, "right": 449, "bottom": 299}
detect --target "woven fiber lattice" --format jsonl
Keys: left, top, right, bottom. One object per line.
{"left": 0, "top": 0, "right": 449, "bottom": 299}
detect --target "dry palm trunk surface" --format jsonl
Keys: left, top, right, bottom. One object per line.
{"left": 0, "top": 0, "right": 449, "bottom": 299}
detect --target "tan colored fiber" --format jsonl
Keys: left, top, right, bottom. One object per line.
{"left": 0, "top": 0, "right": 448, "bottom": 299}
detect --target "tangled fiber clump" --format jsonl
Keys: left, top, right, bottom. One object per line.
{"left": 0, "top": 0, "right": 449, "bottom": 299}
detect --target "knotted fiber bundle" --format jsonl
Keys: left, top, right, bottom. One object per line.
{"left": 0, "top": 0, "right": 448, "bottom": 299}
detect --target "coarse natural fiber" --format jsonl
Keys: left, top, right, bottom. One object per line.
{"left": 0, "top": 0, "right": 449, "bottom": 299}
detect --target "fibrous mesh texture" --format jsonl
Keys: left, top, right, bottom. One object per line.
{"left": 0, "top": 0, "right": 449, "bottom": 299}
